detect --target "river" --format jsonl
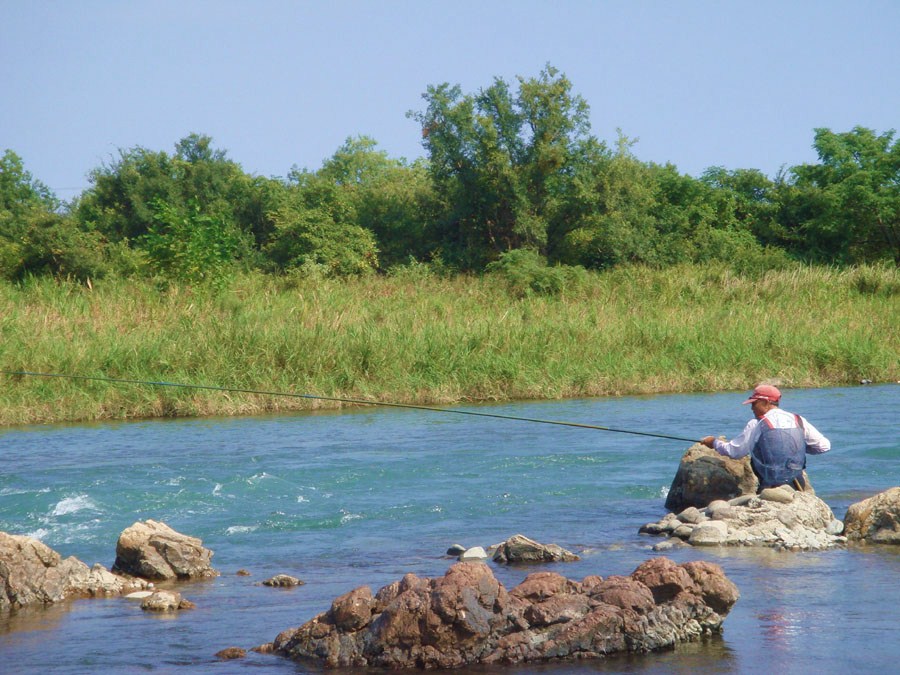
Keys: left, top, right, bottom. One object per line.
{"left": 1, "top": 384, "right": 898, "bottom": 673}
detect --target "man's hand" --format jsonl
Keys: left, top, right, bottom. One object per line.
{"left": 700, "top": 436, "right": 716, "bottom": 449}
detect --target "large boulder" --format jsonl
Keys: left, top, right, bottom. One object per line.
{"left": 112, "top": 520, "right": 218, "bottom": 581}
{"left": 492, "top": 534, "right": 580, "bottom": 564}
{"left": 642, "top": 489, "right": 844, "bottom": 550}
{"left": 0, "top": 531, "right": 145, "bottom": 611}
{"left": 273, "top": 559, "right": 739, "bottom": 668}
{"left": 843, "top": 487, "right": 900, "bottom": 544}
{"left": 665, "top": 444, "right": 759, "bottom": 512}
{"left": 665, "top": 444, "right": 814, "bottom": 512}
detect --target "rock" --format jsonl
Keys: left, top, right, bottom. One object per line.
{"left": 125, "top": 590, "right": 154, "bottom": 599}
{"left": 0, "top": 531, "right": 146, "bottom": 610}
{"left": 688, "top": 521, "right": 730, "bottom": 546}
{"left": 458, "top": 546, "right": 489, "bottom": 561}
{"left": 844, "top": 487, "right": 900, "bottom": 544}
{"left": 492, "top": 534, "right": 580, "bottom": 564}
{"left": 272, "top": 559, "right": 738, "bottom": 668}
{"left": 253, "top": 643, "right": 275, "bottom": 654}
{"left": 677, "top": 506, "right": 707, "bottom": 524}
{"left": 446, "top": 544, "right": 467, "bottom": 556}
{"left": 112, "top": 520, "right": 218, "bottom": 581}
{"left": 236, "top": 569, "right": 251, "bottom": 576}
{"left": 641, "top": 491, "right": 844, "bottom": 550}
{"left": 665, "top": 445, "right": 817, "bottom": 512}
{"left": 652, "top": 538, "right": 690, "bottom": 552}
{"left": 262, "top": 574, "right": 304, "bottom": 587}
{"left": 665, "top": 444, "right": 759, "bottom": 512}
{"left": 759, "top": 485, "right": 795, "bottom": 503}
{"left": 215, "top": 647, "right": 246, "bottom": 660}
{"left": 140, "top": 590, "right": 187, "bottom": 612}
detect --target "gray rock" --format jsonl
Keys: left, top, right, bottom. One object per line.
{"left": 446, "top": 544, "right": 467, "bottom": 556}
{"left": 112, "top": 520, "right": 218, "bottom": 581}
{"left": 651, "top": 538, "right": 690, "bottom": 552}
{"left": 759, "top": 486, "right": 796, "bottom": 503}
{"left": 140, "top": 590, "right": 190, "bottom": 612}
{"left": 844, "top": 487, "right": 900, "bottom": 544}
{"left": 665, "top": 444, "right": 758, "bottom": 512}
{"left": 677, "top": 506, "right": 707, "bottom": 524}
{"left": 262, "top": 574, "right": 304, "bottom": 587}
{"left": 492, "top": 534, "right": 580, "bottom": 564}
{"left": 641, "top": 491, "right": 843, "bottom": 551}
{"left": 688, "top": 521, "right": 729, "bottom": 546}
{"left": 0, "top": 531, "right": 146, "bottom": 610}
{"left": 458, "top": 546, "right": 489, "bottom": 561}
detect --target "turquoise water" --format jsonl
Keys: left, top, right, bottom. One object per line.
{"left": 1, "top": 385, "right": 898, "bottom": 673}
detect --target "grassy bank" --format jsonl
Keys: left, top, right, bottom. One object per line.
{"left": 1, "top": 264, "right": 897, "bottom": 426}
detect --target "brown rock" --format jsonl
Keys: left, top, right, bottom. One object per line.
{"left": 328, "top": 586, "right": 375, "bottom": 631}
{"left": 273, "top": 558, "right": 738, "bottom": 668}
{"left": 630, "top": 557, "right": 697, "bottom": 604}
{"left": 844, "top": 487, "right": 900, "bottom": 544}
{"left": 215, "top": 647, "right": 246, "bottom": 660}
{"left": 112, "top": 520, "right": 218, "bottom": 581}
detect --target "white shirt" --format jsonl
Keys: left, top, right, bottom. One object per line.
{"left": 713, "top": 407, "right": 831, "bottom": 459}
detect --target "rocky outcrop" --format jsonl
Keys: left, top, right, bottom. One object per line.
{"left": 844, "top": 487, "right": 900, "bottom": 544}
{"left": 492, "top": 534, "right": 580, "bottom": 564}
{"left": 642, "top": 488, "right": 845, "bottom": 551}
{"left": 272, "top": 559, "right": 739, "bottom": 668}
{"left": 112, "top": 520, "right": 218, "bottom": 581}
{"left": 0, "top": 531, "right": 146, "bottom": 611}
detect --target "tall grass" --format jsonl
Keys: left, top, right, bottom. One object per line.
{"left": 1, "top": 264, "right": 897, "bottom": 426}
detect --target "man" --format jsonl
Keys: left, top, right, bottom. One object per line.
{"left": 701, "top": 384, "right": 830, "bottom": 490}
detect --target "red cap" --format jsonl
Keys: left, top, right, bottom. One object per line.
{"left": 742, "top": 384, "right": 781, "bottom": 404}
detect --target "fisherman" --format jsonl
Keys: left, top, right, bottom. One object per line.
{"left": 700, "top": 384, "right": 830, "bottom": 491}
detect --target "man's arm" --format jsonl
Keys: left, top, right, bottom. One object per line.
{"left": 707, "top": 418, "right": 759, "bottom": 459}
{"left": 801, "top": 417, "right": 831, "bottom": 454}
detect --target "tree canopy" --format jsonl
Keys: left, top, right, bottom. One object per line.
{"left": 1, "top": 67, "right": 896, "bottom": 285}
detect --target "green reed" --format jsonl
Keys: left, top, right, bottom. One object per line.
{"left": 1, "top": 264, "right": 897, "bottom": 426}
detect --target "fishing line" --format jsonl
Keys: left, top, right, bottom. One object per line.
{"left": 2, "top": 370, "right": 699, "bottom": 443}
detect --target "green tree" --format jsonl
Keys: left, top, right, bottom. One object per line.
{"left": 785, "top": 127, "right": 900, "bottom": 263}
{"left": 265, "top": 169, "right": 379, "bottom": 276}
{"left": 141, "top": 199, "right": 248, "bottom": 286}
{"left": 409, "top": 65, "right": 592, "bottom": 268}
{"left": 1, "top": 150, "right": 109, "bottom": 280}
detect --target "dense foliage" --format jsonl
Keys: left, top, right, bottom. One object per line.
{"left": 2, "top": 68, "right": 897, "bottom": 286}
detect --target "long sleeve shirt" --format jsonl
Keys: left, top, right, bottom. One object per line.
{"left": 712, "top": 407, "right": 831, "bottom": 459}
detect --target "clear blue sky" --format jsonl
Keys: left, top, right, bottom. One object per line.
{"left": 2, "top": 0, "right": 898, "bottom": 201}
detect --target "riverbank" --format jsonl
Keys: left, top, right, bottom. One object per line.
{"left": 1, "top": 264, "right": 897, "bottom": 426}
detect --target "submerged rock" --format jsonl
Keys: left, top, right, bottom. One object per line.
{"left": 140, "top": 590, "right": 194, "bottom": 612}
{"left": 112, "top": 520, "right": 218, "bottom": 581}
{"left": 262, "top": 574, "right": 304, "bottom": 587}
{"left": 642, "top": 490, "right": 845, "bottom": 550}
{"left": 0, "top": 531, "right": 147, "bottom": 611}
{"left": 844, "top": 487, "right": 900, "bottom": 544}
{"left": 216, "top": 647, "right": 247, "bottom": 660}
{"left": 272, "top": 559, "right": 738, "bottom": 668}
{"left": 492, "top": 534, "right": 580, "bottom": 564}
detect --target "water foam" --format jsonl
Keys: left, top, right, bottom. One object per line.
{"left": 51, "top": 495, "right": 99, "bottom": 517}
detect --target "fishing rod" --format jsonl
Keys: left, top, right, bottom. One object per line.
{"left": 2, "top": 370, "right": 699, "bottom": 444}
